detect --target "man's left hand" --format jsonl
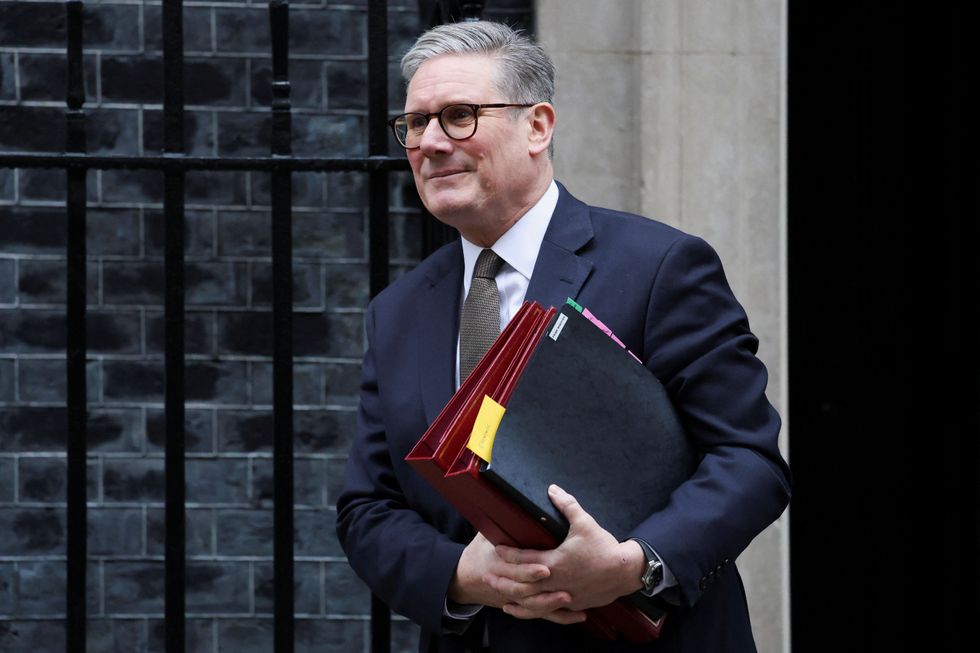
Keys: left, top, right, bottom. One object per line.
{"left": 487, "top": 484, "right": 646, "bottom": 620}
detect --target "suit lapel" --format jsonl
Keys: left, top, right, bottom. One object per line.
{"left": 417, "top": 243, "right": 464, "bottom": 426}
{"left": 525, "top": 183, "right": 595, "bottom": 308}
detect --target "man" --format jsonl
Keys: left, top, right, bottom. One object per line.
{"left": 336, "top": 21, "right": 790, "bottom": 653}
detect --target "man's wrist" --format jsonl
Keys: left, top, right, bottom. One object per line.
{"left": 620, "top": 539, "right": 647, "bottom": 595}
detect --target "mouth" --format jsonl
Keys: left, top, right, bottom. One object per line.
{"left": 426, "top": 169, "right": 468, "bottom": 181}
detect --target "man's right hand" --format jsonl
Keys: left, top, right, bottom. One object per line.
{"left": 448, "top": 533, "right": 588, "bottom": 625}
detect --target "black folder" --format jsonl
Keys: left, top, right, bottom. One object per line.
{"left": 480, "top": 303, "right": 699, "bottom": 543}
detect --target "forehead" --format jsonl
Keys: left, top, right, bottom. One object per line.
{"left": 405, "top": 54, "right": 500, "bottom": 110}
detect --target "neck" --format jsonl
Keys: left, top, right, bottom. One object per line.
{"left": 458, "top": 171, "right": 554, "bottom": 247}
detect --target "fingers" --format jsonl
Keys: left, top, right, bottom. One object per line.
{"left": 502, "top": 596, "right": 587, "bottom": 624}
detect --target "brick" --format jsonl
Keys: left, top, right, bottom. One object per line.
{"left": 251, "top": 59, "right": 324, "bottom": 110}
{"left": 102, "top": 57, "right": 246, "bottom": 107}
{"left": 326, "top": 457, "right": 348, "bottom": 509}
{"left": 251, "top": 456, "right": 325, "bottom": 508}
{"left": 145, "top": 311, "right": 216, "bottom": 357}
{"left": 104, "top": 458, "right": 164, "bottom": 503}
{"left": 102, "top": 360, "right": 162, "bottom": 402}
{"left": 0, "top": 168, "right": 13, "bottom": 201}
{"left": 293, "top": 114, "right": 366, "bottom": 158}
{"left": 186, "top": 171, "right": 247, "bottom": 206}
{"left": 388, "top": 7, "right": 421, "bottom": 63}
{"left": 0, "top": 309, "right": 136, "bottom": 354}
{"left": 216, "top": 210, "right": 271, "bottom": 257}
{"left": 88, "top": 619, "right": 147, "bottom": 653}
{"left": 0, "top": 3, "right": 140, "bottom": 50}
{"left": 16, "top": 561, "right": 65, "bottom": 615}
{"left": 215, "top": 510, "right": 272, "bottom": 556}
{"left": 89, "top": 208, "right": 142, "bottom": 256}
{"left": 16, "top": 259, "right": 99, "bottom": 306}
{"left": 294, "top": 508, "right": 339, "bottom": 557}
{"left": 295, "top": 409, "right": 357, "bottom": 455}
{"left": 186, "top": 561, "right": 250, "bottom": 613}
{"left": 294, "top": 212, "right": 366, "bottom": 259}
{"left": 144, "top": 209, "right": 215, "bottom": 259}
{"left": 325, "top": 61, "right": 367, "bottom": 110}
{"left": 0, "top": 620, "right": 66, "bottom": 653}
{"left": 251, "top": 361, "right": 322, "bottom": 406}
{"left": 215, "top": 112, "right": 271, "bottom": 157}
{"left": 250, "top": 172, "right": 325, "bottom": 209}
{"left": 88, "top": 507, "right": 143, "bottom": 556}
{"left": 323, "top": 362, "right": 361, "bottom": 406}
{"left": 146, "top": 407, "right": 214, "bottom": 453}
{"left": 0, "top": 507, "right": 65, "bottom": 555}
{"left": 291, "top": 9, "right": 367, "bottom": 56}
{"left": 217, "top": 619, "right": 273, "bottom": 653}
{"left": 0, "top": 358, "right": 13, "bottom": 401}
{"left": 215, "top": 311, "right": 273, "bottom": 356}
{"left": 100, "top": 170, "right": 164, "bottom": 204}
{"left": 0, "top": 563, "right": 13, "bottom": 613}
{"left": 147, "top": 618, "right": 213, "bottom": 653}
{"left": 17, "top": 357, "right": 100, "bottom": 403}
{"left": 255, "top": 560, "right": 320, "bottom": 615}
{"left": 0, "top": 207, "right": 64, "bottom": 254}
{"left": 89, "top": 409, "right": 144, "bottom": 453}
{"left": 16, "top": 167, "right": 98, "bottom": 203}
{"left": 219, "top": 310, "right": 360, "bottom": 358}
{"left": 104, "top": 560, "right": 164, "bottom": 615}
{"left": 103, "top": 261, "right": 248, "bottom": 306}
{"left": 142, "top": 110, "right": 216, "bottom": 157}
{"left": 0, "top": 407, "right": 66, "bottom": 451}
{"left": 324, "top": 263, "right": 370, "bottom": 309}
{"left": 89, "top": 109, "right": 143, "bottom": 156}
{"left": 0, "top": 106, "right": 63, "bottom": 153}
{"left": 390, "top": 212, "right": 423, "bottom": 261}
{"left": 144, "top": 5, "right": 213, "bottom": 54}
{"left": 18, "top": 53, "right": 97, "bottom": 103}
{"left": 0, "top": 258, "right": 14, "bottom": 304}
{"left": 0, "top": 457, "right": 13, "bottom": 502}
{"left": 18, "top": 457, "right": 66, "bottom": 503}
{"left": 146, "top": 507, "right": 213, "bottom": 557}
{"left": 186, "top": 458, "right": 248, "bottom": 504}
{"left": 218, "top": 409, "right": 272, "bottom": 453}
{"left": 324, "top": 561, "right": 370, "bottom": 615}
{"left": 326, "top": 173, "right": 368, "bottom": 209}
{"left": 295, "top": 617, "right": 364, "bottom": 653}
{"left": 250, "top": 262, "right": 321, "bottom": 310}
{"left": 0, "top": 53, "right": 15, "bottom": 100}
{"left": 390, "top": 170, "right": 422, "bottom": 210}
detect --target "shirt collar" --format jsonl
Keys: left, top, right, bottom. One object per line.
{"left": 460, "top": 179, "right": 559, "bottom": 280}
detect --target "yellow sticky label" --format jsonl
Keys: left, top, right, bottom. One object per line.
{"left": 466, "top": 395, "right": 506, "bottom": 463}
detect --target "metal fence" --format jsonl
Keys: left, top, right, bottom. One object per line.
{"left": 0, "top": 1, "right": 496, "bottom": 651}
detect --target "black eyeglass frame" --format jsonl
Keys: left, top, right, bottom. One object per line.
{"left": 387, "top": 103, "right": 536, "bottom": 149}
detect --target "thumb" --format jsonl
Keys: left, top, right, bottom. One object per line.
{"left": 548, "top": 484, "right": 593, "bottom": 529}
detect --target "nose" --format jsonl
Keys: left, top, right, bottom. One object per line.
{"left": 417, "top": 115, "right": 453, "bottom": 156}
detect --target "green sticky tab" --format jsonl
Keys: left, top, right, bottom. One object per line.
{"left": 565, "top": 298, "right": 583, "bottom": 312}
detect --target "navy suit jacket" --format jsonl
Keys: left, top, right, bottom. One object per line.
{"left": 336, "top": 183, "right": 791, "bottom": 652}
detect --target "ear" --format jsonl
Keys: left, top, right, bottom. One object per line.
{"left": 526, "top": 102, "right": 557, "bottom": 156}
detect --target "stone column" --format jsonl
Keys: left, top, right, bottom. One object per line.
{"left": 536, "top": 1, "right": 789, "bottom": 650}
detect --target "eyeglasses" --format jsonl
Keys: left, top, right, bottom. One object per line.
{"left": 388, "top": 103, "right": 535, "bottom": 149}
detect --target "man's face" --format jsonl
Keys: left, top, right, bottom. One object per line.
{"left": 404, "top": 54, "right": 539, "bottom": 242}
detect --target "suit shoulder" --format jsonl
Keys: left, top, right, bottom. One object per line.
{"left": 367, "top": 239, "right": 460, "bottom": 314}
{"left": 586, "top": 205, "right": 710, "bottom": 261}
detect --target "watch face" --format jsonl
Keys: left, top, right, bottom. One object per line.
{"left": 642, "top": 559, "right": 663, "bottom": 590}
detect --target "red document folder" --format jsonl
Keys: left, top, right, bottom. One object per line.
{"left": 405, "top": 301, "right": 666, "bottom": 643}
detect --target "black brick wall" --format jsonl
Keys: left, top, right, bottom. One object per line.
{"left": 0, "top": 1, "right": 533, "bottom": 652}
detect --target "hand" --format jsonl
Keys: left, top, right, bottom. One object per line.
{"left": 489, "top": 485, "right": 646, "bottom": 619}
{"left": 450, "top": 532, "right": 579, "bottom": 622}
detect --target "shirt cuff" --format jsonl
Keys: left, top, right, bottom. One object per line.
{"left": 443, "top": 598, "right": 483, "bottom": 621}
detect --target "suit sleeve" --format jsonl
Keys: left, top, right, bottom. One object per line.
{"left": 335, "top": 302, "right": 466, "bottom": 634}
{"left": 631, "top": 234, "right": 791, "bottom": 606}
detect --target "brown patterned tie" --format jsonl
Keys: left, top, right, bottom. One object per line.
{"left": 459, "top": 248, "right": 504, "bottom": 384}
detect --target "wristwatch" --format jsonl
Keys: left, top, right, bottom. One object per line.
{"left": 631, "top": 538, "right": 664, "bottom": 596}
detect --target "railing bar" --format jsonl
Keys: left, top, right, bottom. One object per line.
{"left": 162, "top": 1, "right": 187, "bottom": 653}
{"left": 64, "top": 2, "right": 88, "bottom": 652}
{"left": 0, "top": 153, "right": 411, "bottom": 172}
{"left": 367, "top": 2, "right": 391, "bottom": 649}
{"left": 269, "top": 3, "right": 295, "bottom": 653}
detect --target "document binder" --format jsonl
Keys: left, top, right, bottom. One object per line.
{"left": 406, "top": 300, "right": 697, "bottom": 642}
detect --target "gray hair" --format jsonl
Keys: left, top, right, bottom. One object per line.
{"left": 400, "top": 21, "right": 556, "bottom": 106}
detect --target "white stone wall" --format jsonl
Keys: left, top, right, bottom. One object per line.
{"left": 536, "top": 1, "right": 790, "bottom": 650}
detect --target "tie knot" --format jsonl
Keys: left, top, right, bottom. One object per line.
{"left": 473, "top": 249, "right": 504, "bottom": 280}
